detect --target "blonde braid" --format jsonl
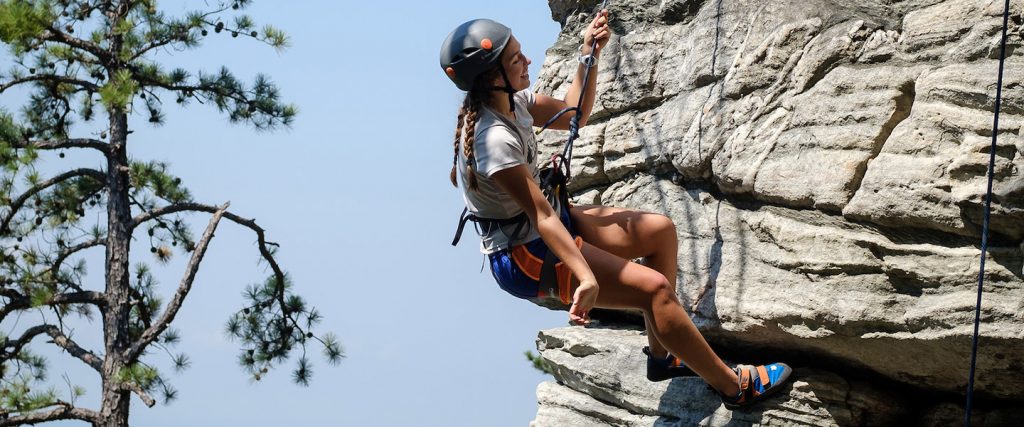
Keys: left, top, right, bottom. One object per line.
{"left": 449, "top": 68, "right": 498, "bottom": 192}
{"left": 462, "top": 97, "right": 481, "bottom": 191}
{"left": 450, "top": 99, "right": 467, "bottom": 188}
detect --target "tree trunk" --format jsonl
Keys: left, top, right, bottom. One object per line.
{"left": 99, "top": 111, "right": 132, "bottom": 427}
{"left": 96, "top": 389, "right": 131, "bottom": 427}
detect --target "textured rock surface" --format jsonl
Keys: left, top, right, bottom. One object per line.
{"left": 536, "top": 0, "right": 1024, "bottom": 238}
{"left": 531, "top": 0, "right": 1024, "bottom": 424}
{"left": 601, "top": 174, "right": 1023, "bottom": 401}
{"left": 532, "top": 327, "right": 1022, "bottom": 426}
{"left": 532, "top": 327, "right": 908, "bottom": 426}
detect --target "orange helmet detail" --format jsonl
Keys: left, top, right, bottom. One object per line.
{"left": 445, "top": 67, "right": 456, "bottom": 78}
{"left": 481, "top": 38, "right": 493, "bottom": 50}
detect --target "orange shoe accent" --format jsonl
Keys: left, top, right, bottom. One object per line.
{"left": 737, "top": 367, "right": 751, "bottom": 403}
{"left": 755, "top": 365, "right": 770, "bottom": 396}
{"left": 481, "top": 38, "right": 493, "bottom": 50}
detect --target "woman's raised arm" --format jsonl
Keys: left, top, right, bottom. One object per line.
{"left": 529, "top": 9, "right": 611, "bottom": 130}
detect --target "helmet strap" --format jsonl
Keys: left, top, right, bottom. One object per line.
{"left": 488, "top": 64, "right": 517, "bottom": 114}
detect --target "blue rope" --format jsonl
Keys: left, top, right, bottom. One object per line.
{"left": 964, "top": 0, "right": 1011, "bottom": 424}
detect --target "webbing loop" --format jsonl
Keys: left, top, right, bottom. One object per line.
{"left": 451, "top": 208, "right": 529, "bottom": 247}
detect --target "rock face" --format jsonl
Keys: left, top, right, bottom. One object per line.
{"left": 530, "top": 0, "right": 1024, "bottom": 424}
{"left": 532, "top": 327, "right": 1024, "bottom": 426}
{"left": 533, "top": 327, "right": 907, "bottom": 426}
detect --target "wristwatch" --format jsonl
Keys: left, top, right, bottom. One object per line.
{"left": 579, "top": 54, "right": 597, "bottom": 68}
{"left": 577, "top": 45, "right": 597, "bottom": 68}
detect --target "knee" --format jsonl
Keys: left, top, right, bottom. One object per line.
{"left": 640, "top": 273, "right": 678, "bottom": 312}
{"left": 654, "top": 215, "right": 677, "bottom": 243}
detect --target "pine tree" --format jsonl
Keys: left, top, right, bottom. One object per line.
{"left": 0, "top": 1, "right": 343, "bottom": 426}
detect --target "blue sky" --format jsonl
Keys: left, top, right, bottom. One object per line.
{"left": 1, "top": 1, "right": 572, "bottom": 425}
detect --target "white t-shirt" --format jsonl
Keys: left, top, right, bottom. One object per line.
{"left": 458, "top": 89, "right": 545, "bottom": 254}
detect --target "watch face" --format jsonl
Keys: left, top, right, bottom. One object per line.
{"left": 579, "top": 54, "right": 597, "bottom": 67}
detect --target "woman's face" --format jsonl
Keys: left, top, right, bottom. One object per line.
{"left": 493, "top": 36, "right": 531, "bottom": 91}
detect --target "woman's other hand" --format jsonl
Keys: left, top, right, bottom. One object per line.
{"left": 583, "top": 9, "right": 611, "bottom": 54}
{"left": 569, "top": 279, "right": 599, "bottom": 326}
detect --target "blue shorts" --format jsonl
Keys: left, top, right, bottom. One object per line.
{"left": 488, "top": 208, "right": 582, "bottom": 306}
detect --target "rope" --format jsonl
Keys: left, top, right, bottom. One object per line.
{"left": 964, "top": 0, "right": 1011, "bottom": 424}
{"left": 536, "top": 0, "right": 610, "bottom": 181}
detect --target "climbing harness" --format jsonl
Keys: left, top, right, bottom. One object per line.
{"left": 965, "top": 0, "right": 1011, "bottom": 425}
{"left": 451, "top": 209, "right": 528, "bottom": 247}
{"left": 449, "top": 1, "right": 610, "bottom": 290}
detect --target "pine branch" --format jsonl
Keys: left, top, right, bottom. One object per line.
{"left": 0, "top": 324, "right": 156, "bottom": 408}
{"left": 38, "top": 26, "right": 111, "bottom": 64}
{"left": 124, "top": 202, "right": 228, "bottom": 362}
{"left": 2, "top": 325, "right": 103, "bottom": 372}
{"left": 0, "top": 290, "right": 106, "bottom": 323}
{"left": 132, "top": 71, "right": 295, "bottom": 130}
{"left": 129, "top": 6, "right": 234, "bottom": 61}
{"left": 0, "top": 168, "right": 106, "bottom": 233}
{"left": 11, "top": 138, "right": 110, "bottom": 152}
{"left": 0, "top": 287, "right": 21, "bottom": 299}
{"left": 131, "top": 201, "right": 285, "bottom": 298}
{"left": 129, "top": 201, "right": 322, "bottom": 377}
{"left": 0, "top": 74, "right": 100, "bottom": 94}
{"left": 0, "top": 403, "right": 101, "bottom": 426}
{"left": 49, "top": 238, "right": 105, "bottom": 279}
{"left": 131, "top": 202, "right": 272, "bottom": 244}
{"left": 124, "top": 381, "right": 157, "bottom": 408}
{"left": 130, "top": 38, "right": 180, "bottom": 62}
{"left": 136, "top": 77, "right": 246, "bottom": 105}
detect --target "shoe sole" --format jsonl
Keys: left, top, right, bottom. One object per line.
{"left": 647, "top": 367, "right": 697, "bottom": 382}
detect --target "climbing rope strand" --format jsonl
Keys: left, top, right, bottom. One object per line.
{"left": 559, "top": 0, "right": 606, "bottom": 173}
{"left": 538, "top": 106, "right": 580, "bottom": 132}
{"left": 536, "top": 0, "right": 609, "bottom": 178}
{"left": 964, "top": 0, "right": 1011, "bottom": 425}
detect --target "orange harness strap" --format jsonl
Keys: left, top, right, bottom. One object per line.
{"left": 510, "top": 236, "right": 584, "bottom": 304}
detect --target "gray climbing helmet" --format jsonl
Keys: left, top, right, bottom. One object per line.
{"left": 439, "top": 19, "right": 513, "bottom": 91}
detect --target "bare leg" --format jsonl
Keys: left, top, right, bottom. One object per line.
{"left": 570, "top": 206, "right": 679, "bottom": 358}
{"left": 577, "top": 240, "right": 739, "bottom": 395}
{"left": 641, "top": 227, "right": 680, "bottom": 359}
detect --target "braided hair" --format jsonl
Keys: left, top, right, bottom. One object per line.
{"left": 450, "top": 68, "right": 502, "bottom": 192}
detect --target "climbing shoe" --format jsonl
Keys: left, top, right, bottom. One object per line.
{"left": 720, "top": 363, "right": 793, "bottom": 409}
{"left": 643, "top": 346, "right": 696, "bottom": 381}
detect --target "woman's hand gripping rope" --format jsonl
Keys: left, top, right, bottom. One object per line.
{"left": 582, "top": 9, "right": 611, "bottom": 55}
{"left": 569, "top": 278, "right": 599, "bottom": 326}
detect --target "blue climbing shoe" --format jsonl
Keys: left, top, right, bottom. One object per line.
{"left": 644, "top": 346, "right": 696, "bottom": 381}
{"left": 720, "top": 363, "right": 793, "bottom": 409}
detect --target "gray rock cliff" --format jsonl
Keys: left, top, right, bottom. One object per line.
{"left": 530, "top": 0, "right": 1024, "bottom": 425}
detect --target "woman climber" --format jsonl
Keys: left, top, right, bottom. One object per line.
{"left": 440, "top": 10, "right": 793, "bottom": 408}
